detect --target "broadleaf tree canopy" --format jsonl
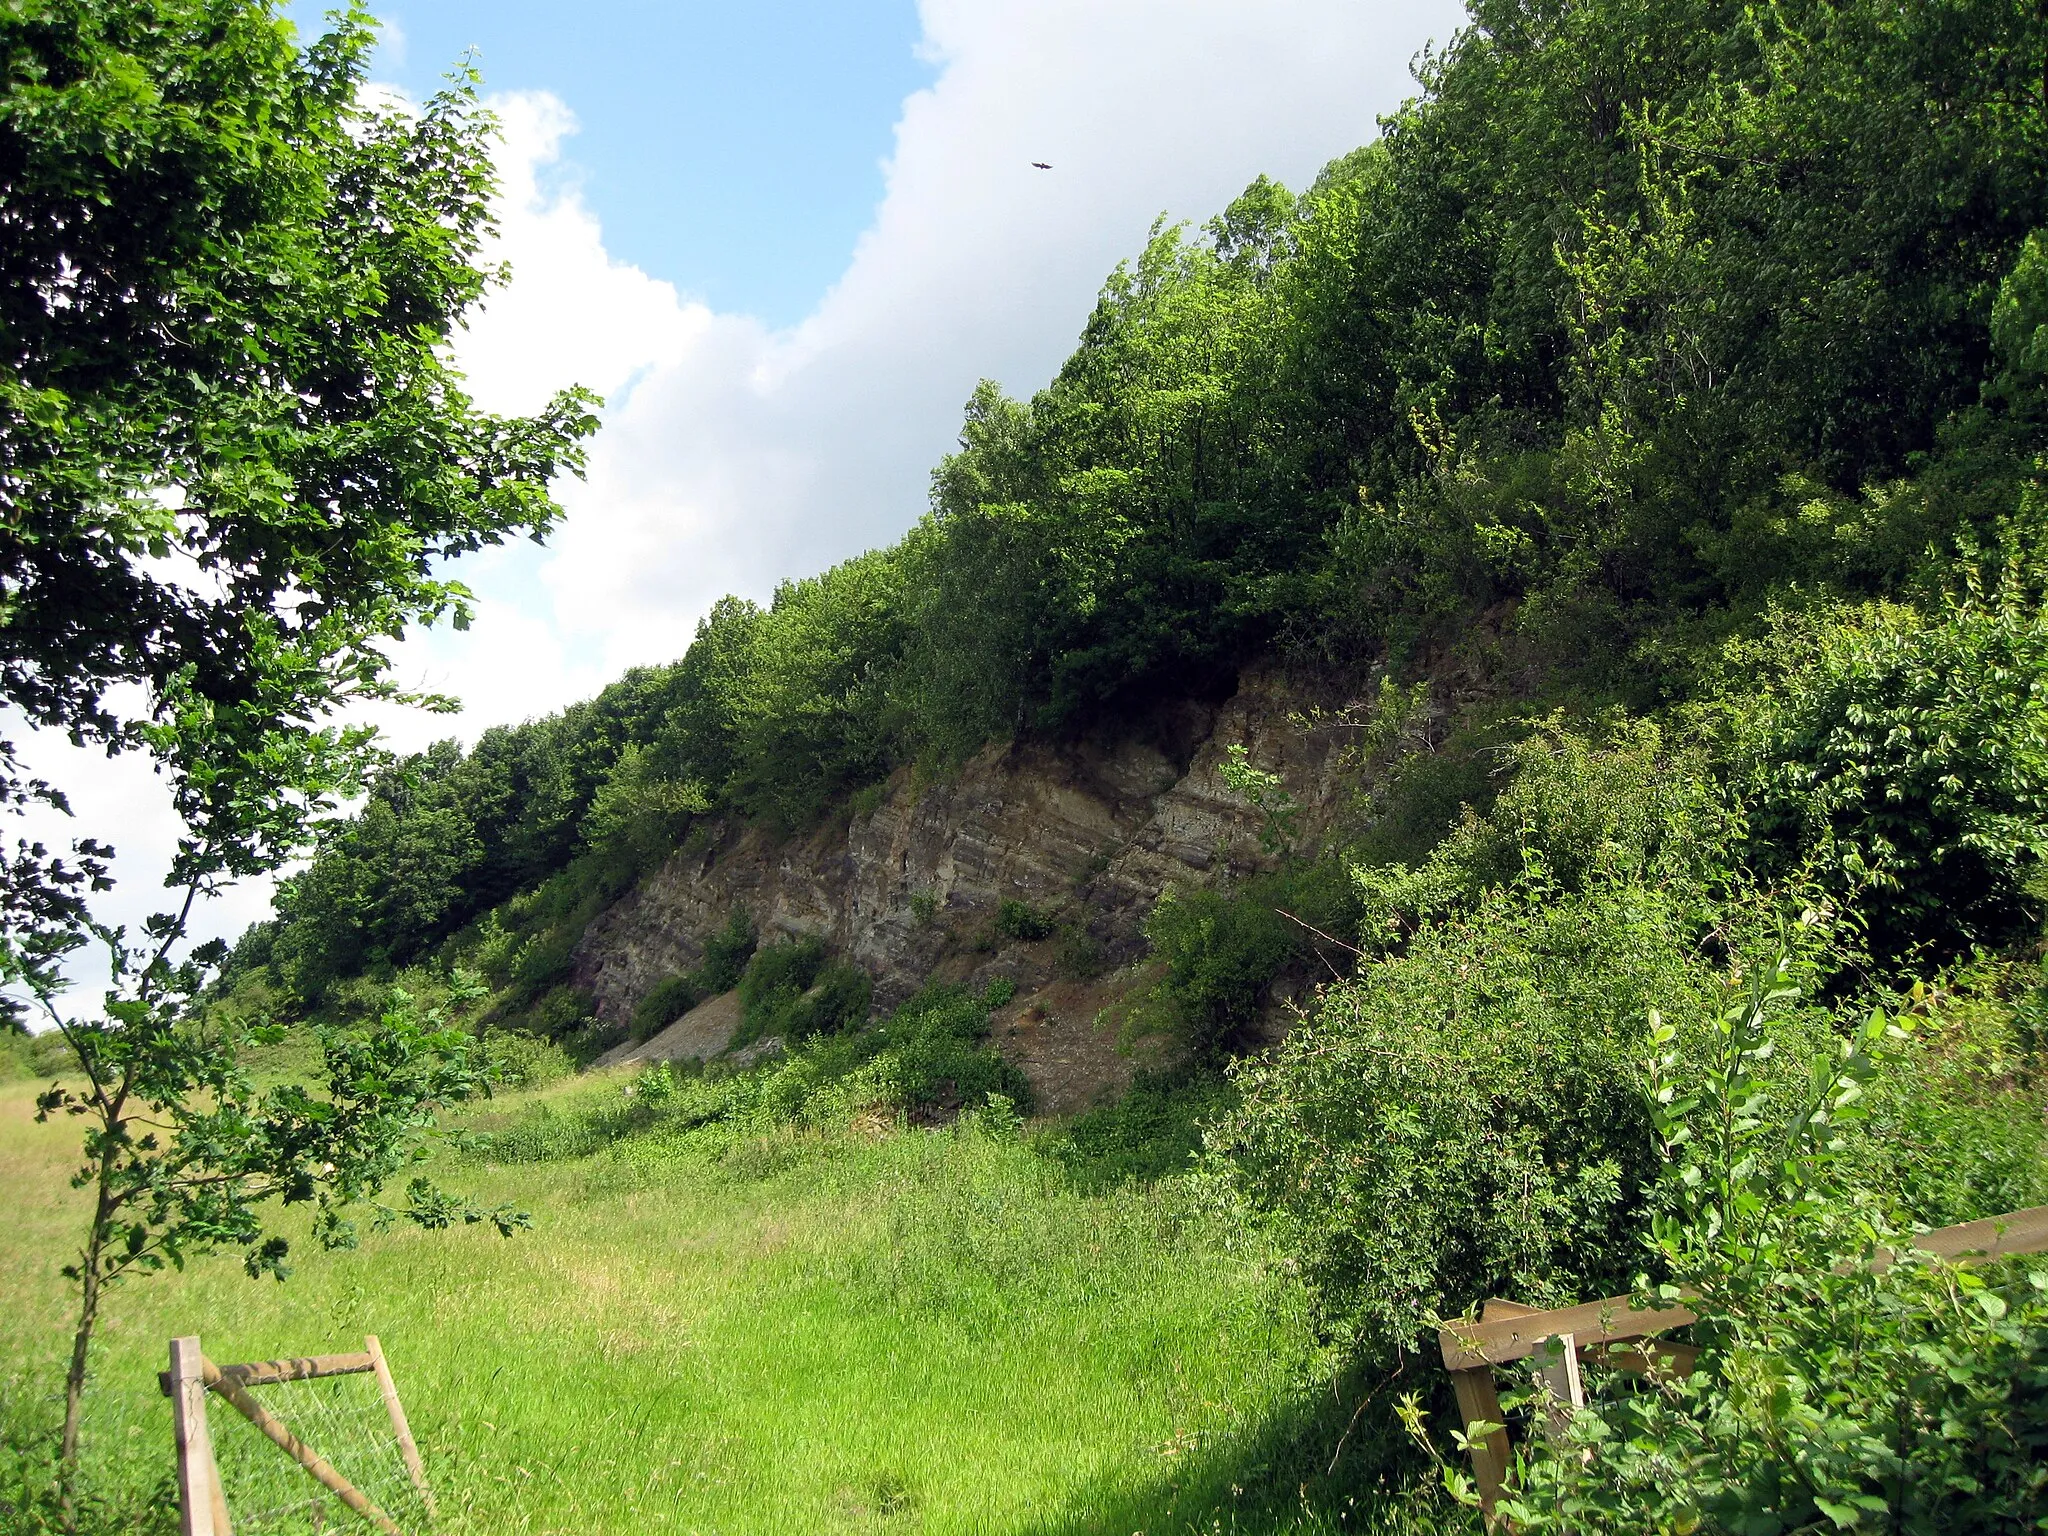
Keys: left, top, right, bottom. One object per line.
{"left": 0, "top": 0, "right": 599, "bottom": 986}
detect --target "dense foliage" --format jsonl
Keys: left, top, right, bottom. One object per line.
{"left": 1452, "top": 964, "right": 2048, "bottom": 1534}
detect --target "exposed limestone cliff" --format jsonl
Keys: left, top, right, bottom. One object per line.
{"left": 571, "top": 665, "right": 1350, "bottom": 1110}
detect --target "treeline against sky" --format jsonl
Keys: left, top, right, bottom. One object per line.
{"left": 237, "top": 0, "right": 2048, "bottom": 1005}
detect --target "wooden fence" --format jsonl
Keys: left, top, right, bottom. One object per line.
{"left": 1436, "top": 1204, "right": 2048, "bottom": 1525}
{"left": 161, "top": 1335, "right": 432, "bottom": 1536}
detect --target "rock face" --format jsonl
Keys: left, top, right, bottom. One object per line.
{"left": 571, "top": 665, "right": 1349, "bottom": 1104}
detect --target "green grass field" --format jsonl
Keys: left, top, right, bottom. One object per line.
{"left": 0, "top": 1070, "right": 1369, "bottom": 1536}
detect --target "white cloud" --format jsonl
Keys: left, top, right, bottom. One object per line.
{"left": 454, "top": 92, "right": 708, "bottom": 421}
{"left": 373, "top": 13, "right": 406, "bottom": 69}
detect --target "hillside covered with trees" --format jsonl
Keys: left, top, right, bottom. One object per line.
{"left": 236, "top": 0, "right": 2048, "bottom": 1011}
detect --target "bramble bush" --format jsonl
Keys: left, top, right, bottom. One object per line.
{"left": 1718, "top": 590, "right": 2048, "bottom": 964}
{"left": 1352, "top": 711, "right": 1737, "bottom": 951}
{"left": 1207, "top": 875, "right": 1816, "bottom": 1361}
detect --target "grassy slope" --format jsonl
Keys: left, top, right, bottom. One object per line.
{"left": 0, "top": 1073, "right": 1329, "bottom": 1535}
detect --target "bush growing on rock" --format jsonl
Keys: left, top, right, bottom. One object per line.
{"left": 736, "top": 937, "right": 875, "bottom": 1043}
{"left": 738, "top": 936, "right": 827, "bottom": 1039}
{"left": 996, "top": 899, "right": 1057, "bottom": 942}
{"left": 630, "top": 912, "right": 760, "bottom": 1040}
{"left": 631, "top": 974, "right": 701, "bottom": 1040}
{"left": 697, "top": 911, "right": 760, "bottom": 994}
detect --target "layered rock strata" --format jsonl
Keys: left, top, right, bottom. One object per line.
{"left": 571, "top": 667, "right": 1349, "bottom": 1106}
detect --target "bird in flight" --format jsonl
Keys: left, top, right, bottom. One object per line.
{"left": 1031, "top": 161, "right": 1053, "bottom": 170}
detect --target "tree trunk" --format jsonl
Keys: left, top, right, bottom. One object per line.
{"left": 57, "top": 1162, "right": 113, "bottom": 1532}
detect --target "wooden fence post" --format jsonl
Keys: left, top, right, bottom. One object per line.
{"left": 1446, "top": 1365, "right": 1510, "bottom": 1522}
{"left": 1532, "top": 1332, "right": 1584, "bottom": 1442}
{"left": 365, "top": 1335, "right": 434, "bottom": 1519}
{"left": 169, "top": 1337, "right": 230, "bottom": 1536}
{"left": 1436, "top": 1204, "right": 2048, "bottom": 1525}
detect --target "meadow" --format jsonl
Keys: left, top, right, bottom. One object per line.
{"left": 0, "top": 1068, "right": 1365, "bottom": 1536}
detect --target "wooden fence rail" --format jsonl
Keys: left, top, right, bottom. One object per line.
{"left": 1436, "top": 1204, "right": 2048, "bottom": 1525}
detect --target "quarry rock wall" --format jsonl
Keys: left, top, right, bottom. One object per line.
{"left": 570, "top": 665, "right": 1354, "bottom": 1108}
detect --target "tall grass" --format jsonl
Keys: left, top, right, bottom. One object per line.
{"left": 0, "top": 1072, "right": 1410, "bottom": 1534}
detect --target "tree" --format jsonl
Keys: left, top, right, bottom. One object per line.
{"left": 0, "top": 0, "right": 598, "bottom": 1512}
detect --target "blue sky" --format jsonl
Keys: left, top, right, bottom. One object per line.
{"left": 364, "top": 1, "right": 934, "bottom": 326}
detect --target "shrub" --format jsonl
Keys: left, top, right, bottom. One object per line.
{"left": 865, "top": 985, "right": 1033, "bottom": 1115}
{"left": 459, "top": 911, "right": 523, "bottom": 990}
{"left": 482, "top": 982, "right": 1032, "bottom": 1164}
{"left": 1471, "top": 960, "right": 2048, "bottom": 1534}
{"left": 746, "top": 984, "right": 1032, "bottom": 1124}
{"left": 1721, "top": 590, "right": 2048, "bottom": 964}
{"left": 735, "top": 936, "right": 875, "bottom": 1043}
{"left": 631, "top": 974, "right": 701, "bottom": 1040}
{"left": 1142, "top": 884, "right": 1295, "bottom": 1056}
{"left": 1491, "top": 1249, "right": 2048, "bottom": 1535}
{"left": 1353, "top": 711, "right": 1733, "bottom": 950}
{"left": 484, "top": 1032, "right": 573, "bottom": 1090}
{"left": 737, "top": 935, "right": 827, "bottom": 1041}
{"left": 1134, "top": 852, "right": 1360, "bottom": 1059}
{"left": 790, "top": 961, "right": 873, "bottom": 1039}
{"left": 1038, "top": 1068, "right": 1233, "bottom": 1191}
{"left": 995, "top": 899, "right": 1055, "bottom": 942}
{"left": 1854, "top": 964, "right": 2048, "bottom": 1229}
{"left": 1054, "top": 926, "right": 1108, "bottom": 981}
{"left": 624, "top": 913, "right": 759, "bottom": 1042}
{"left": 1219, "top": 743, "right": 1300, "bottom": 853}
{"left": 1207, "top": 876, "right": 1826, "bottom": 1360}
{"left": 696, "top": 910, "right": 758, "bottom": 994}
{"left": 506, "top": 927, "right": 581, "bottom": 1005}
{"left": 531, "top": 985, "right": 596, "bottom": 1039}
